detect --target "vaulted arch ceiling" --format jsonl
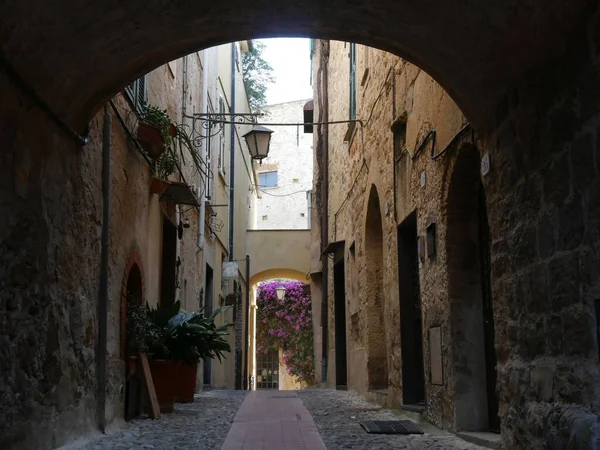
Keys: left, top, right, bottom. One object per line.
{"left": 0, "top": 0, "right": 590, "bottom": 130}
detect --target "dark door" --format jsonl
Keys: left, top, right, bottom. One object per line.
{"left": 334, "top": 260, "right": 348, "bottom": 387}
{"left": 203, "top": 264, "right": 214, "bottom": 386}
{"left": 160, "top": 217, "right": 177, "bottom": 308}
{"left": 478, "top": 185, "right": 500, "bottom": 431}
{"left": 398, "top": 212, "right": 425, "bottom": 406}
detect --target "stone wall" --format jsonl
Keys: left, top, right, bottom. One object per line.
{"left": 313, "top": 37, "right": 600, "bottom": 448}
{"left": 0, "top": 50, "right": 226, "bottom": 448}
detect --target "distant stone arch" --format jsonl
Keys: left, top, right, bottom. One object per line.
{"left": 364, "top": 184, "right": 388, "bottom": 389}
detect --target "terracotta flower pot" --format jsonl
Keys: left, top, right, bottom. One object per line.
{"left": 137, "top": 122, "right": 166, "bottom": 159}
{"left": 148, "top": 358, "right": 176, "bottom": 413}
{"left": 150, "top": 177, "right": 169, "bottom": 195}
{"left": 173, "top": 361, "right": 198, "bottom": 403}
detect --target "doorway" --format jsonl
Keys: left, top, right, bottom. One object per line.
{"left": 447, "top": 145, "right": 499, "bottom": 432}
{"left": 397, "top": 212, "right": 425, "bottom": 406}
{"left": 160, "top": 217, "right": 177, "bottom": 308}
{"left": 203, "top": 263, "right": 214, "bottom": 387}
{"left": 334, "top": 259, "right": 347, "bottom": 388}
{"left": 478, "top": 184, "right": 499, "bottom": 431}
{"left": 256, "top": 347, "right": 280, "bottom": 389}
{"left": 124, "top": 264, "right": 143, "bottom": 420}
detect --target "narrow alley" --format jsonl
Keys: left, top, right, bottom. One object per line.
{"left": 78, "top": 390, "right": 488, "bottom": 450}
{"left": 3, "top": 1, "right": 600, "bottom": 449}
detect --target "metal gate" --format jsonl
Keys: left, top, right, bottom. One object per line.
{"left": 256, "top": 347, "right": 279, "bottom": 390}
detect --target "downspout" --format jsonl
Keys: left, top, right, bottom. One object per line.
{"left": 97, "top": 104, "right": 111, "bottom": 432}
{"left": 243, "top": 254, "right": 250, "bottom": 389}
{"left": 320, "top": 41, "right": 330, "bottom": 384}
{"left": 198, "top": 50, "right": 209, "bottom": 250}
{"left": 228, "top": 43, "right": 236, "bottom": 261}
{"left": 229, "top": 43, "right": 241, "bottom": 390}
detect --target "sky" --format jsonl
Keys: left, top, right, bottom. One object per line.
{"left": 257, "top": 38, "right": 313, "bottom": 105}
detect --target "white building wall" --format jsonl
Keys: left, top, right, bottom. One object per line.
{"left": 254, "top": 99, "right": 313, "bottom": 230}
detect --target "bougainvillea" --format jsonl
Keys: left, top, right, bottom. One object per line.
{"left": 256, "top": 280, "right": 314, "bottom": 384}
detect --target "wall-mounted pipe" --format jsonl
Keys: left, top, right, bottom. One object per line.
{"left": 228, "top": 43, "right": 236, "bottom": 261}
{"left": 97, "top": 104, "right": 111, "bottom": 432}
{"left": 243, "top": 254, "right": 250, "bottom": 389}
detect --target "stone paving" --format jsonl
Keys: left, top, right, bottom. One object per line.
{"left": 78, "top": 390, "right": 246, "bottom": 450}
{"left": 298, "top": 389, "right": 488, "bottom": 450}
{"left": 73, "top": 388, "right": 489, "bottom": 450}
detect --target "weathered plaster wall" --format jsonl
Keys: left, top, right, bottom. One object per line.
{"left": 254, "top": 100, "right": 313, "bottom": 230}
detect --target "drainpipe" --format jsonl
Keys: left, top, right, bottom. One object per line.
{"left": 228, "top": 43, "right": 236, "bottom": 261}
{"left": 243, "top": 254, "right": 250, "bottom": 389}
{"left": 198, "top": 49, "right": 209, "bottom": 250}
{"left": 320, "top": 41, "right": 330, "bottom": 384}
{"left": 97, "top": 104, "right": 111, "bottom": 432}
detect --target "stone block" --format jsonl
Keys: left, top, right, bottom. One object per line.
{"left": 536, "top": 211, "right": 556, "bottom": 259}
{"left": 547, "top": 252, "right": 581, "bottom": 312}
{"left": 570, "top": 133, "right": 595, "bottom": 193}
{"left": 557, "top": 196, "right": 584, "bottom": 251}
{"left": 530, "top": 366, "right": 554, "bottom": 402}
{"left": 541, "top": 152, "right": 571, "bottom": 206}
{"left": 561, "top": 305, "right": 596, "bottom": 358}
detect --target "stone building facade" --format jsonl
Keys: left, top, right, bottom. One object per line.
{"left": 310, "top": 39, "right": 600, "bottom": 449}
{"left": 252, "top": 99, "right": 313, "bottom": 230}
{"left": 0, "top": 42, "right": 255, "bottom": 449}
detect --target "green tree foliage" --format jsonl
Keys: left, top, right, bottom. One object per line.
{"left": 242, "top": 41, "right": 275, "bottom": 111}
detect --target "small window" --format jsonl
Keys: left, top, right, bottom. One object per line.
{"left": 292, "top": 178, "right": 300, "bottom": 183}
{"left": 300, "top": 213, "right": 305, "bottom": 217}
{"left": 262, "top": 215, "right": 268, "bottom": 221}
{"left": 259, "top": 171, "right": 278, "bottom": 188}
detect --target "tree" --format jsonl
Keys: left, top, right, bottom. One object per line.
{"left": 242, "top": 41, "right": 275, "bottom": 111}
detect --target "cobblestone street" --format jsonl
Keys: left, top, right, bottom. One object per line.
{"left": 78, "top": 391, "right": 246, "bottom": 450}
{"left": 299, "top": 389, "right": 487, "bottom": 450}
{"left": 73, "top": 389, "right": 488, "bottom": 450}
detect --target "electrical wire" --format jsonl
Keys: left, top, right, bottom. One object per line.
{"left": 255, "top": 186, "right": 308, "bottom": 197}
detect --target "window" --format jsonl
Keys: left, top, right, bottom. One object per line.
{"left": 218, "top": 95, "right": 227, "bottom": 176}
{"left": 124, "top": 76, "right": 147, "bottom": 115}
{"left": 258, "top": 171, "right": 278, "bottom": 188}
{"left": 349, "top": 43, "right": 357, "bottom": 120}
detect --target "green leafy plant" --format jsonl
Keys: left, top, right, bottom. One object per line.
{"left": 126, "top": 302, "right": 165, "bottom": 356}
{"left": 242, "top": 41, "right": 275, "bottom": 111}
{"left": 142, "top": 301, "right": 234, "bottom": 365}
{"left": 152, "top": 150, "right": 178, "bottom": 180}
{"left": 139, "top": 104, "right": 174, "bottom": 150}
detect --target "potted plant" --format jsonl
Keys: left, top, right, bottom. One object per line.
{"left": 143, "top": 301, "right": 233, "bottom": 407}
{"left": 137, "top": 105, "right": 174, "bottom": 159}
{"left": 149, "top": 150, "right": 179, "bottom": 195}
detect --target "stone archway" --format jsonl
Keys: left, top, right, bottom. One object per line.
{"left": 0, "top": 1, "right": 590, "bottom": 130}
{"left": 446, "top": 144, "right": 499, "bottom": 432}
{"left": 364, "top": 184, "right": 388, "bottom": 390}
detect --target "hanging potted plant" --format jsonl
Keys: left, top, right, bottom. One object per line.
{"left": 149, "top": 150, "right": 179, "bottom": 195}
{"left": 137, "top": 105, "right": 175, "bottom": 159}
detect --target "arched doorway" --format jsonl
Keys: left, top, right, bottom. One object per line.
{"left": 446, "top": 145, "right": 499, "bottom": 432}
{"left": 123, "top": 263, "right": 143, "bottom": 420}
{"left": 364, "top": 185, "right": 388, "bottom": 390}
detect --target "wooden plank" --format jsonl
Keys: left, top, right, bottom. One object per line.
{"left": 139, "top": 353, "right": 161, "bottom": 419}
